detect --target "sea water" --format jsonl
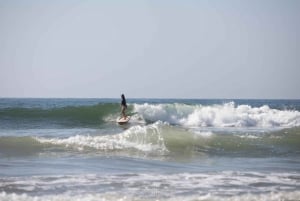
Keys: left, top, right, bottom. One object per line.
{"left": 0, "top": 98, "right": 300, "bottom": 201}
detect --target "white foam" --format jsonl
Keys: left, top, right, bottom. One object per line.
{"left": 1, "top": 172, "right": 299, "bottom": 201}
{"left": 134, "top": 102, "right": 300, "bottom": 128}
{"left": 1, "top": 191, "right": 300, "bottom": 201}
{"left": 36, "top": 123, "right": 168, "bottom": 155}
{"left": 192, "top": 130, "right": 213, "bottom": 137}
{"left": 188, "top": 191, "right": 300, "bottom": 201}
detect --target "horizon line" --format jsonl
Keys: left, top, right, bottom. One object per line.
{"left": 0, "top": 97, "right": 299, "bottom": 100}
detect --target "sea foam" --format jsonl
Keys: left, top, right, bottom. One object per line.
{"left": 134, "top": 102, "right": 300, "bottom": 128}
{"left": 1, "top": 172, "right": 299, "bottom": 201}
{"left": 36, "top": 122, "right": 168, "bottom": 155}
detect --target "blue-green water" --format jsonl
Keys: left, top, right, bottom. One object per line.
{"left": 0, "top": 98, "right": 300, "bottom": 200}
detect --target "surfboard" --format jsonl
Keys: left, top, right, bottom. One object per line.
{"left": 117, "top": 116, "right": 131, "bottom": 125}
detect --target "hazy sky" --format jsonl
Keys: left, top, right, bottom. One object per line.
{"left": 0, "top": 0, "right": 299, "bottom": 98}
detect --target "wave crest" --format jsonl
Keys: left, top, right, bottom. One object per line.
{"left": 36, "top": 122, "right": 168, "bottom": 155}
{"left": 134, "top": 102, "right": 300, "bottom": 128}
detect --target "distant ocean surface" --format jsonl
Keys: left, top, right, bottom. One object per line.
{"left": 0, "top": 98, "right": 300, "bottom": 201}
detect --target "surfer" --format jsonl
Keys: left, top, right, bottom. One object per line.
{"left": 121, "top": 94, "right": 127, "bottom": 119}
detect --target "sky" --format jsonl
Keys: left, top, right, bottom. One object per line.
{"left": 0, "top": 0, "right": 299, "bottom": 99}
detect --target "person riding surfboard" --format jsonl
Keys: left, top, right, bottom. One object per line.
{"left": 121, "top": 94, "right": 127, "bottom": 119}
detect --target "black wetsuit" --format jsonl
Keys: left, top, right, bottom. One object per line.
{"left": 121, "top": 99, "right": 127, "bottom": 108}
{"left": 121, "top": 97, "right": 127, "bottom": 118}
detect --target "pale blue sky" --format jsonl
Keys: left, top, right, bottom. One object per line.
{"left": 0, "top": 0, "right": 299, "bottom": 98}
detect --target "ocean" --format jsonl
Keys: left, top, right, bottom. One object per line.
{"left": 0, "top": 98, "right": 299, "bottom": 201}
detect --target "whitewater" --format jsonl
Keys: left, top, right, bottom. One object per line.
{"left": 0, "top": 98, "right": 300, "bottom": 201}
{"left": 133, "top": 102, "right": 300, "bottom": 127}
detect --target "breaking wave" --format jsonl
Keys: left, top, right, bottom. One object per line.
{"left": 134, "top": 102, "right": 300, "bottom": 128}
{"left": 1, "top": 122, "right": 300, "bottom": 158}
{"left": 37, "top": 122, "right": 168, "bottom": 155}
{"left": 1, "top": 101, "right": 299, "bottom": 129}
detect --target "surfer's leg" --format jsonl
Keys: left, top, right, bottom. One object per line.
{"left": 121, "top": 106, "right": 126, "bottom": 118}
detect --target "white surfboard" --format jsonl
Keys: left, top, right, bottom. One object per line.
{"left": 117, "top": 116, "right": 131, "bottom": 125}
